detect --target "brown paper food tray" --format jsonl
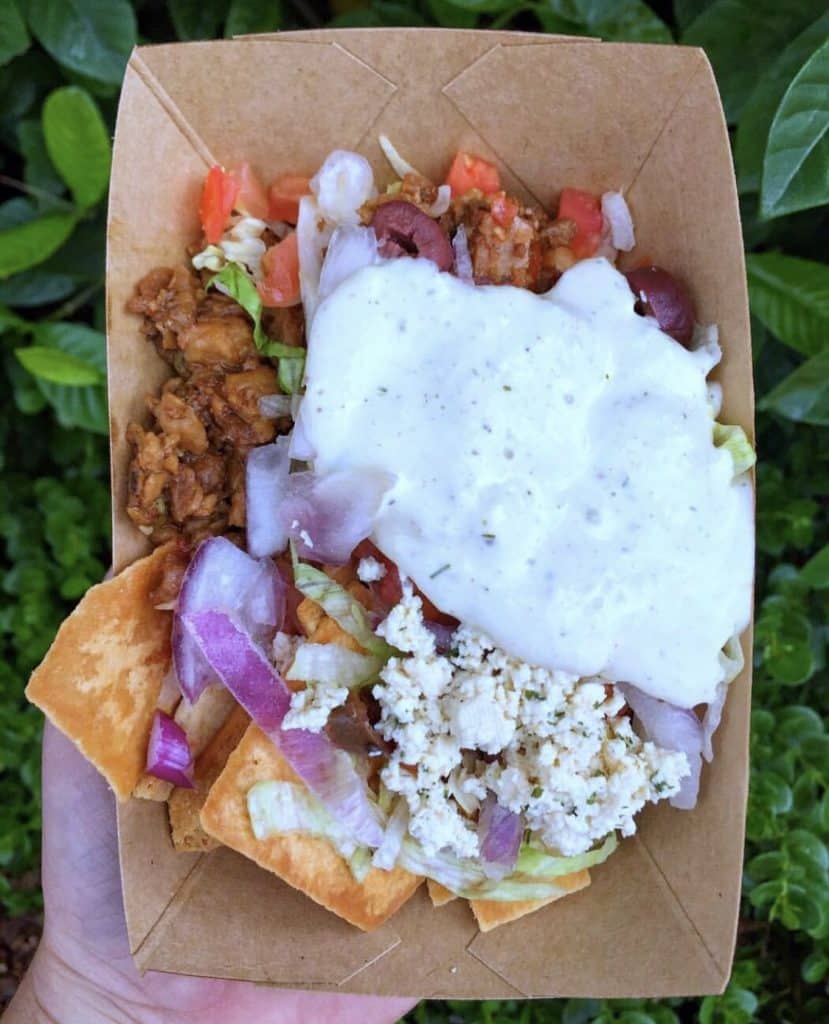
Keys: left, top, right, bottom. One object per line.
{"left": 107, "top": 28, "right": 754, "bottom": 998}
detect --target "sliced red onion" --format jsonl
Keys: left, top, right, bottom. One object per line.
{"left": 145, "top": 710, "right": 194, "bottom": 788}
{"left": 246, "top": 437, "right": 291, "bottom": 558}
{"left": 258, "top": 393, "right": 293, "bottom": 419}
{"left": 423, "top": 619, "right": 457, "bottom": 654}
{"left": 452, "top": 225, "right": 473, "bottom": 281}
{"left": 478, "top": 793, "right": 523, "bottom": 879}
{"left": 618, "top": 683, "right": 703, "bottom": 811}
{"left": 288, "top": 401, "right": 316, "bottom": 461}
{"left": 601, "top": 191, "right": 635, "bottom": 252}
{"left": 318, "top": 225, "right": 378, "bottom": 302}
{"left": 183, "top": 608, "right": 384, "bottom": 847}
{"left": 173, "top": 536, "right": 285, "bottom": 701}
{"left": 278, "top": 468, "right": 395, "bottom": 565}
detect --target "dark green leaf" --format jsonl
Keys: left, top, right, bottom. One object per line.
{"left": 761, "top": 38, "right": 829, "bottom": 219}
{"left": 532, "top": 0, "right": 672, "bottom": 42}
{"left": 225, "top": 0, "right": 283, "bottom": 35}
{"left": 4, "top": 350, "right": 48, "bottom": 414}
{"left": 29, "top": 322, "right": 107, "bottom": 434}
{"left": 0, "top": 303, "right": 26, "bottom": 333}
{"left": 16, "top": 345, "right": 102, "bottom": 386}
{"left": 674, "top": 0, "right": 715, "bottom": 31}
{"left": 17, "top": 119, "right": 65, "bottom": 208}
{"left": 682, "top": 0, "right": 822, "bottom": 123}
{"left": 0, "top": 0, "right": 29, "bottom": 68}
{"left": 735, "top": 12, "right": 829, "bottom": 193}
{"left": 801, "top": 545, "right": 829, "bottom": 589}
{"left": 746, "top": 253, "right": 829, "bottom": 356}
{"left": 27, "top": 0, "right": 137, "bottom": 86}
{"left": 756, "top": 596, "right": 817, "bottom": 683}
{"left": 169, "top": 0, "right": 229, "bottom": 40}
{"left": 331, "top": 1, "right": 427, "bottom": 26}
{"left": 32, "top": 322, "right": 106, "bottom": 374}
{"left": 42, "top": 86, "right": 111, "bottom": 209}
{"left": 0, "top": 211, "right": 77, "bottom": 279}
{"left": 425, "top": 0, "right": 481, "bottom": 26}
{"left": 760, "top": 350, "right": 829, "bottom": 425}
{"left": 0, "top": 198, "right": 35, "bottom": 231}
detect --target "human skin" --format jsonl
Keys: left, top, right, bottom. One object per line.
{"left": 5, "top": 723, "right": 416, "bottom": 1023}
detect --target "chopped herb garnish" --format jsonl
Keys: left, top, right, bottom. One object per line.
{"left": 429, "top": 563, "right": 451, "bottom": 579}
{"left": 531, "top": 785, "right": 544, "bottom": 799}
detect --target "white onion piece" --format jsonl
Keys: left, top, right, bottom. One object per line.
{"left": 701, "top": 682, "right": 727, "bottom": 763}
{"left": 618, "top": 683, "right": 704, "bottom": 810}
{"left": 258, "top": 393, "right": 293, "bottom": 419}
{"left": 452, "top": 225, "right": 473, "bottom": 281}
{"left": 183, "top": 609, "right": 384, "bottom": 848}
{"left": 288, "top": 401, "right": 316, "bottom": 461}
{"left": 478, "top": 793, "right": 523, "bottom": 879}
{"left": 246, "top": 437, "right": 291, "bottom": 558}
{"left": 278, "top": 468, "right": 395, "bottom": 565}
{"left": 601, "top": 191, "right": 635, "bottom": 251}
{"left": 424, "top": 184, "right": 451, "bottom": 218}
{"left": 296, "top": 194, "right": 332, "bottom": 324}
{"left": 378, "top": 135, "right": 422, "bottom": 180}
{"left": 595, "top": 217, "right": 618, "bottom": 263}
{"left": 318, "top": 225, "right": 379, "bottom": 302}
{"left": 310, "top": 150, "right": 375, "bottom": 227}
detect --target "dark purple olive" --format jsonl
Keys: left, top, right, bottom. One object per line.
{"left": 370, "top": 200, "right": 454, "bottom": 271}
{"left": 625, "top": 266, "right": 696, "bottom": 347}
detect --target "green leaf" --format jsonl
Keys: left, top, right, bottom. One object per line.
{"left": 16, "top": 346, "right": 102, "bottom": 386}
{"left": 801, "top": 545, "right": 829, "bottom": 588}
{"left": 735, "top": 12, "right": 829, "bottom": 193}
{"left": 424, "top": 0, "right": 480, "bottom": 27}
{"left": 529, "top": 0, "right": 672, "bottom": 41}
{"left": 0, "top": 0, "right": 30, "bottom": 67}
{"left": 278, "top": 352, "right": 304, "bottom": 394}
{"left": 682, "top": 0, "right": 822, "bottom": 123}
{"left": 42, "top": 86, "right": 111, "bottom": 210}
{"left": 17, "top": 119, "right": 65, "bottom": 208}
{"left": 169, "top": 0, "right": 229, "bottom": 40}
{"left": 0, "top": 211, "right": 77, "bottom": 279}
{"left": 27, "top": 0, "right": 137, "bottom": 86}
{"left": 674, "top": 0, "right": 715, "bottom": 31}
{"left": 760, "top": 38, "right": 829, "bottom": 219}
{"left": 28, "top": 322, "right": 108, "bottom": 434}
{"left": 0, "top": 304, "right": 26, "bottom": 333}
{"left": 756, "top": 595, "right": 817, "bottom": 683}
{"left": 760, "top": 350, "right": 829, "bottom": 425}
{"left": 330, "top": 0, "right": 427, "bottom": 26}
{"left": 206, "top": 262, "right": 269, "bottom": 349}
{"left": 225, "top": 0, "right": 283, "bottom": 35}
{"left": 746, "top": 253, "right": 829, "bottom": 356}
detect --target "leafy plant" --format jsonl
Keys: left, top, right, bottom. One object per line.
{"left": 0, "top": 2, "right": 828, "bottom": 1023}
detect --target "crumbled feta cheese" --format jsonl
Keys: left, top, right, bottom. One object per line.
{"left": 375, "top": 582, "right": 436, "bottom": 657}
{"left": 283, "top": 682, "right": 349, "bottom": 732}
{"left": 357, "top": 556, "right": 387, "bottom": 583}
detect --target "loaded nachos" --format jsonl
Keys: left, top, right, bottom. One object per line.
{"left": 27, "top": 140, "right": 755, "bottom": 933}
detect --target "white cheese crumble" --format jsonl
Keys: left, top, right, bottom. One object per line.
{"left": 357, "top": 555, "right": 387, "bottom": 583}
{"left": 370, "top": 590, "right": 689, "bottom": 859}
{"left": 192, "top": 215, "right": 268, "bottom": 280}
{"left": 282, "top": 682, "right": 349, "bottom": 733}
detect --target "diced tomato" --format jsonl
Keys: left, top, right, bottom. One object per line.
{"left": 558, "top": 187, "right": 603, "bottom": 259}
{"left": 352, "top": 540, "right": 403, "bottom": 610}
{"left": 268, "top": 175, "right": 311, "bottom": 224}
{"left": 231, "top": 161, "right": 269, "bottom": 221}
{"left": 490, "top": 191, "right": 519, "bottom": 228}
{"left": 199, "top": 165, "right": 239, "bottom": 244}
{"left": 445, "top": 151, "right": 501, "bottom": 198}
{"left": 257, "top": 232, "right": 301, "bottom": 308}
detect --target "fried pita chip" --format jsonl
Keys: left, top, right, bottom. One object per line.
{"left": 26, "top": 544, "right": 174, "bottom": 801}
{"left": 169, "top": 703, "right": 251, "bottom": 852}
{"left": 427, "top": 879, "right": 457, "bottom": 907}
{"left": 470, "top": 870, "right": 591, "bottom": 932}
{"left": 200, "top": 723, "right": 422, "bottom": 930}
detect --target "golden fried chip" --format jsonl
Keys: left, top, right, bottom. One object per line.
{"left": 26, "top": 544, "right": 174, "bottom": 801}
{"left": 427, "top": 879, "right": 457, "bottom": 907}
{"left": 169, "top": 703, "right": 251, "bottom": 852}
{"left": 470, "top": 870, "right": 591, "bottom": 932}
{"left": 200, "top": 723, "right": 422, "bottom": 930}
{"left": 296, "top": 597, "right": 324, "bottom": 638}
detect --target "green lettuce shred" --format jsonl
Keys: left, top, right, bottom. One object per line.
{"left": 714, "top": 422, "right": 756, "bottom": 476}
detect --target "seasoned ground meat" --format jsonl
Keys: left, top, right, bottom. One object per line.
{"left": 126, "top": 266, "right": 298, "bottom": 546}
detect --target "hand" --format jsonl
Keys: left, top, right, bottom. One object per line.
{"left": 10, "top": 723, "right": 416, "bottom": 1024}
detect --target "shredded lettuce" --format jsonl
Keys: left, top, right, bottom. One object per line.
{"left": 247, "top": 779, "right": 371, "bottom": 878}
{"left": 287, "top": 641, "right": 384, "bottom": 688}
{"left": 714, "top": 422, "right": 756, "bottom": 476}
{"left": 397, "top": 832, "right": 618, "bottom": 901}
{"left": 719, "top": 632, "right": 746, "bottom": 686}
{"left": 207, "top": 262, "right": 305, "bottom": 391}
{"left": 292, "top": 557, "right": 396, "bottom": 659}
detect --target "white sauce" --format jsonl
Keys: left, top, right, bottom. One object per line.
{"left": 303, "top": 258, "right": 754, "bottom": 708}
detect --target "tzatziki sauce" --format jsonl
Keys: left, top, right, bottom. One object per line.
{"left": 302, "top": 257, "right": 754, "bottom": 708}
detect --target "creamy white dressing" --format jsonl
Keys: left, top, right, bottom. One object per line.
{"left": 303, "top": 257, "right": 754, "bottom": 708}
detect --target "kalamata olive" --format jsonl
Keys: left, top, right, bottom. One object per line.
{"left": 325, "top": 691, "right": 391, "bottom": 759}
{"left": 625, "top": 266, "right": 696, "bottom": 346}
{"left": 370, "top": 200, "right": 454, "bottom": 271}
